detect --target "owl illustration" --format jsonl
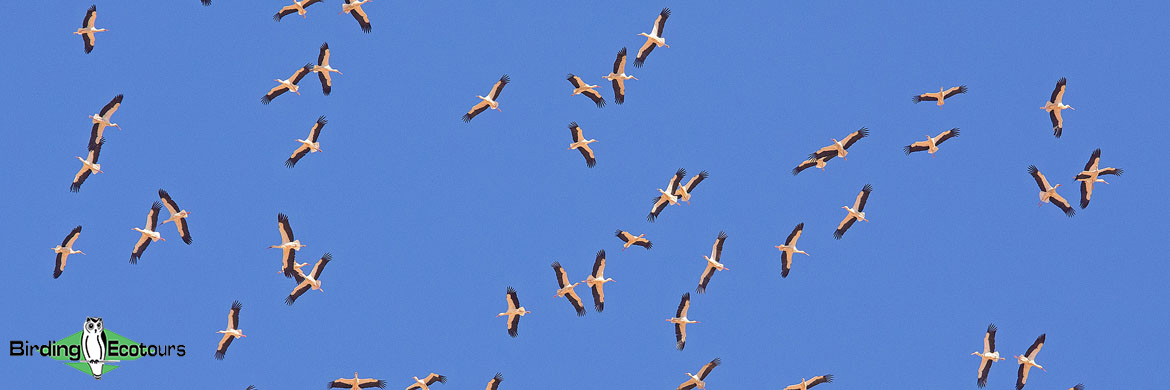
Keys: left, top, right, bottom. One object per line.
{"left": 81, "top": 317, "right": 106, "bottom": 380}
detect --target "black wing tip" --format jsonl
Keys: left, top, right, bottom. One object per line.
{"left": 437, "top": 375, "right": 448, "bottom": 384}
{"left": 550, "top": 261, "right": 562, "bottom": 269}
{"left": 633, "top": 59, "right": 645, "bottom": 68}
{"left": 862, "top": 183, "right": 873, "bottom": 193}
{"left": 284, "top": 296, "right": 297, "bottom": 305}
{"left": 278, "top": 213, "right": 289, "bottom": 222}
{"left": 1027, "top": 165, "right": 1039, "bottom": 174}
{"left": 957, "top": 85, "right": 969, "bottom": 93}
{"left": 231, "top": 300, "right": 242, "bottom": 310}
{"left": 717, "top": 231, "right": 728, "bottom": 240}
{"left": 461, "top": 113, "right": 473, "bottom": 122}
{"left": 499, "top": 74, "right": 511, "bottom": 83}
{"left": 566, "top": 73, "right": 576, "bottom": 80}
{"left": 321, "top": 252, "right": 333, "bottom": 261}
{"left": 508, "top": 328, "right": 518, "bottom": 337}
{"left": 320, "top": 42, "right": 329, "bottom": 50}
{"left": 182, "top": 236, "right": 194, "bottom": 245}
{"left": 594, "top": 98, "right": 606, "bottom": 108}
{"left": 1071, "top": 384, "right": 1084, "bottom": 390}
{"left": 794, "top": 222, "right": 804, "bottom": 230}
{"left": 903, "top": 145, "right": 912, "bottom": 155}
{"left": 361, "top": 25, "right": 372, "bottom": 33}
{"left": 681, "top": 292, "right": 690, "bottom": 300}
{"left": 88, "top": 5, "right": 97, "bottom": 12}
{"left": 695, "top": 285, "right": 706, "bottom": 294}
{"left": 1064, "top": 207, "right": 1076, "bottom": 217}
{"left": 493, "top": 373, "right": 503, "bottom": 382}
{"left": 1057, "top": 77, "right": 1067, "bottom": 84}
{"left": 660, "top": 7, "right": 671, "bottom": 16}
{"left": 72, "top": 225, "right": 84, "bottom": 232}
{"left": 284, "top": 158, "right": 298, "bottom": 168}
{"left": 1037, "top": 333, "right": 1046, "bottom": 342}
{"left": 261, "top": 96, "right": 273, "bottom": 104}
{"left": 151, "top": 201, "right": 163, "bottom": 211}
{"left": 506, "top": 286, "right": 516, "bottom": 294}
{"left": 158, "top": 188, "right": 169, "bottom": 197}
{"left": 988, "top": 323, "right": 998, "bottom": 332}
{"left": 214, "top": 352, "right": 226, "bottom": 360}
{"left": 597, "top": 249, "right": 606, "bottom": 258}
{"left": 978, "top": 378, "right": 988, "bottom": 388}
{"left": 833, "top": 230, "right": 845, "bottom": 240}
{"left": 595, "top": 302, "right": 604, "bottom": 312}
{"left": 857, "top": 127, "right": 870, "bottom": 136}
{"left": 70, "top": 183, "right": 82, "bottom": 192}
{"left": 317, "top": 115, "right": 328, "bottom": 124}
{"left": 615, "top": 229, "right": 624, "bottom": 236}
{"left": 585, "top": 159, "right": 596, "bottom": 168}
{"left": 129, "top": 254, "right": 140, "bottom": 264}
{"left": 710, "top": 357, "right": 722, "bottom": 366}
{"left": 676, "top": 341, "right": 685, "bottom": 350}
{"left": 617, "top": 47, "right": 627, "bottom": 56}
{"left": 646, "top": 213, "right": 657, "bottom": 222}
{"left": 911, "top": 95, "right": 922, "bottom": 103}
{"left": 675, "top": 167, "right": 687, "bottom": 176}
{"left": 575, "top": 307, "right": 587, "bottom": 316}
{"left": 568, "top": 121, "right": 579, "bottom": 129}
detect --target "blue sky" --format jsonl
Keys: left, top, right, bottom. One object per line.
{"left": 2, "top": 1, "right": 1167, "bottom": 388}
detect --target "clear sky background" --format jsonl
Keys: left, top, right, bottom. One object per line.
{"left": 2, "top": 1, "right": 1167, "bottom": 389}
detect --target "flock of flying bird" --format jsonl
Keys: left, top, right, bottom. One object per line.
{"left": 49, "top": 2, "right": 1118, "bottom": 390}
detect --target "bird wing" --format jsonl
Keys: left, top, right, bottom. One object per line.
{"left": 317, "top": 42, "right": 331, "bottom": 66}
{"left": 213, "top": 333, "right": 235, "bottom": 360}
{"left": 280, "top": 247, "right": 298, "bottom": 277}
{"left": 668, "top": 168, "right": 686, "bottom": 192}
{"left": 485, "top": 374, "right": 503, "bottom": 390}
{"left": 506, "top": 286, "right": 520, "bottom": 311}
{"left": 785, "top": 223, "right": 803, "bottom": 246}
{"left": 696, "top": 263, "right": 716, "bottom": 293}
{"left": 1079, "top": 179, "right": 1092, "bottom": 209}
{"left": 676, "top": 292, "right": 691, "bottom": 318}
{"left": 1028, "top": 165, "right": 1050, "bottom": 191}
{"left": 612, "top": 78, "right": 626, "bottom": 104}
{"left": 318, "top": 71, "right": 332, "bottom": 95}
{"left": 62, "top": 225, "right": 83, "bottom": 247}
{"left": 177, "top": 218, "right": 193, "bottom": 245}
{"left": 651, "top": 8, "right": 671, "bottom": 37}
{"left": 616, "top": 230, "right": 633, "bottom": 243}
{"left": 277, "top": 213, "right": 295, "bottom": 242}
{"left": 591, "top": 283, "right": 605, "bottom": 312}
{"left": 507, "top": 313, "right": 520, "bottom": 337}
{"left": 273, "top": 5, "right": 299, "bottom": 21}
{"left": 567, "top": 74, "right": 583, "bottom": 88}
{"left": 613, "top": 47, "right": 628, "bottom": 74}
{"left": 489, "top": 75, "right": 510, "bottom": 101}
{"left": 1050, "top": 77, "right": 1066, "bottom": 103}
{"left": 129, "top": 233, "right": 152, "bottom": 264}
{"left": 54, "top": 252, "right": 67, "bottom": 279}
{"left": 308, "top": 116, "right": 327, "bottom": 142}
{"left": 99, "top": 94, "right": 123, "bottom": 117}
{"left": 147, "top": 202, "right": 162, "bottom": 230}
{"left": 82, "top": 32, "right": 96, "bottom": 54}
{"left": 83, "top": 6, "right": 97, "bottom": 28}
{"left": 779, "top": 250, "right": 791, "bottom": 278}
{"left": 978, "top": 357, "right": 993, "bottom": 387}
{"left": 350, "top": 6, "right": 372, "bottom": 33}
{"left": 633, "top": 38, "right": 656, "bottom": 68}
{"left": 88, "top": 123, "right": 104, "bottom": 150}
{"left": 70, "top": 167, "right": 92, "bottom": 193}
{"left": 227, "top": 300, "right": 242, "bottom": 330}
{"left": 943, "top": 85, "right": 968, "bottom": 98}
{"left": 329, "top": 379, "right": 358, "bottom": 388}
{"left": 423, "top": 374, "right": 447, "bottom": 386}
{"left": 854, "top": 184, "right": 872, "bottom": 211}
{"left": 805, "top": 375, "right": 833, "bottom": 388}
{"left": 936, "top": 128, "right": 960, "bottom": 145}
{"left": 261, "top": 85, "right": 289, "bottom": 104}
{"left": 551, "top": 261, "right": 571, "bottom": 288}
{"left": 463, "top": 101, "right": 491, "bottom": 122}
{"left": 985, "top": 323, "right": 997, "bottom": 353}
{"left": 1016, "top": 363, "right": 1032, "bottom": 390}
{"left": 577, "top": 144, "right": 596, "bottom": 168}
{"left": 406, "top": 383, "right": 422, "bottom": 390}
{"left": 304, "top": 0, "right": 325, "bottom": 6}
{"left": 581, "top": 89, "right": 607, "bottom": 108}
{"left": 792, "top": 158, "right": 819, "bottom": 175}
{"left": 286, "top": 144, "right": 312, "bottom": 168}
{"left": 1050, "top": 192, "right": 1076, "bottom": 216}
{"left": 1050, "top": 110, "right": 1063, "bottom": 138}
{"left": 309, "top": 253, "right": 332, "bottom": 280}
{"left": 676, "top": 380, "right": 698, "bottom": 390}
{"left": 710, "top": 231, "right": 727, "bottom": 262}
{"left": 290, "top": 64, "right": 313, "bottom": 84}
{"left": 158, "top": 189, "right": 181, "bottom": 215}
{"left": 1083, "top": 148, "right": 1101, "bottom": 172}
{"left": 647, "top": 195, "right": 670, "bottom": 222}
{"left": 810, "top": 145, "right": 839, "bottom": 161}
{"left": 564, "top": 289, "right": 587, "bottom": 316}
{"left": 834, "top": 215, "right": 857, "bottom": 240}
{"left": 592, "top": 250, "right": 606, "bottom": 277}
{"left": 88, "top": 138, "right": 104, "bottom": 163}
{"left": 697, "top": 358, "right": 721, "bottom": 380}
{"left": 1024, "top": 334, "right": 1045, "bottom": 360}
{"left": 841, "top": 127, "right": 869, "bottom": 149}
{"left": 633, "top": 238, "right": 652, "bottom": 249}
{"left": 285, "top": 280, "right": 312, "bottom": 305}
{"left": 678, "top": 171, "right": 708, "bottom": 194}
{"left": 674, "top": 322, "right": 686, "bottom": 350}
{"left": 912, "top": 92, "right": 939, "bottom": 103}
{"left": 1099, "top": 167, "right": 1123, "bottom": 176}
{"left": 569, "top": 122, "right": 584, "bottom": 142}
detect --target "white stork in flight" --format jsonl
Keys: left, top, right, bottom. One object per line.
{"left": 775, "top": 222, "right": 808, "bottom": 278}
{"left": 406, "top": 374, "right": 447, "bottom": 390}
{"left": 648, "top": 168, "right": 686, "bottom": 222}
{"left": 74, "top": 6, "right": 107, "bottom": 54}
{"left": 341, "top": 0, "right": 373, "bottom": 33}
{"left": 274, "top": 0, "right": 324, "bottom": 21}
{"left": 567, "top": 122, "right": 597, "bottom": 168}
{"left": 88, "top": 94, "right": 123, "bottom": 150}
{"left": 261, "top": 64, "right": 313, "bottom": 104}
{"left": 551, "top": 261, "right": 587, "bottom": 316}
{"left": 159, "top": 189, "right": 193, "bottom": 244}
{"left": 1044, "top": 77, "right": 1073, "bottom": 138}
{"left": 834, "top": 184, "right": 872, "bottom": 239}
{"left": 1075, "top": 148, "right": 1123, "bottom": 209}
{"left": 634, "top": 8, "right": 671, "bottom": 68}
{"left": 484, "top": 373, "right": 503, "bottom": 390}
{"left": 674, "top": 171, "right": 708, "bottom": 205}
{"left": 313, "top": 43, "right": 342, "bottom": 95}
{"left": 463, "top": 75, "right": 509, "bottom": 122}
{"left": 272, "top": 213, "right": 307, "bottom": 277}
{"left": 1028, "top": 165, "right": 1075, "bottom": 216}
{"left": 329, "top": 372, "right": 387, "bottom": 389}
{"left": 285, "top": 253, "right": 332, "bottom": 305}
{"left": 913, "top": 85, "right": 967, "bottom": 106}
{"left": 972, "top": 323, "right": 1005, "bottom": 388}
{"left": 581, "top": 250, "right": 614, "bottom": 312}
{"left": 1015, "top": 334, "right": 1046, "bottom": 390}
{"left": 616, "top": 229, "right": 652, "bottom": 250}
{"left": 52, "top": 226, "right": 85, "bottom": 279}
{"left": 130, "top": 202, "right": 165, "bottom": 264}
{"left": 214, "top": 300, "right": 245, "bottom": 360}
{"left": 810, "top": 127, "right": 869, "bottom": 163}
{"left": 783, "top": 375, "right": 833, "bottom": 390}
{"left": 604, "top": 47, "right": 637, "bottom": 104}
{"left": 696, "top": 231, "right": 728, "bottom": 293}
{"left": 286, "top": 116, "right": 328, "bottom": 168}
{"left": 676, "top": 358, "right": 720, "bottom": 390}
{"left": 905, "top": 128, "right": 959, "bottom": 157}
{"left": 567, "top": 74, "right": 605, "bottom": 108}
{"left": 70, "top": 139, "right": 105, "bottom": 193}
{"left": 497, "top": 286, "right": 530, "bottom": 337}
{"left": 667, "top": 292, "right": 698, "bottom": 350}
{"left": 792, "top": 156, "right": 830, "bottom": 175}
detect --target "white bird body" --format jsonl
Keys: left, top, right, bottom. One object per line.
{"left": 216, "top": 328, "right": 245, "bottom": 338}
{"left": 271, "top": 239, "right": 305, "bottom": 251}
{"left": 297, "top": 139, "right": 323, "bottom": 153}
{"left": 89, "top": 113, "right": 120, "bottom": 131}
{"left": 703, "top": 255, "right": 727, "bottom": 271}
{"left": 76, "top": 156, "right": 102, "bottom": 174}
{"left": 554, "top": 282, "right": 581, "bottom": 298}
{"left": 571, "top": 82, "right": 601, "bottom": 96}
{"left": 842, "top": 206, "right": 867, "bottom": 222}
{"left": 52, "top": 246, "right": 85, "bottom": 256}
{"left": 133, "top": 227, "right": 164, "bottom": 242}
{"left": 658, "top": 189, "right": 680, "bottom": 205}
{"left": 568, "top": 139, "right": 597, "bottom": 150}
{"left": 341, "top": 0, "right": 371, "bottom": 14}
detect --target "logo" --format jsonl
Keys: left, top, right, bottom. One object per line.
{"left": 9, "top": 317, "right": 185, "bottom": 380}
